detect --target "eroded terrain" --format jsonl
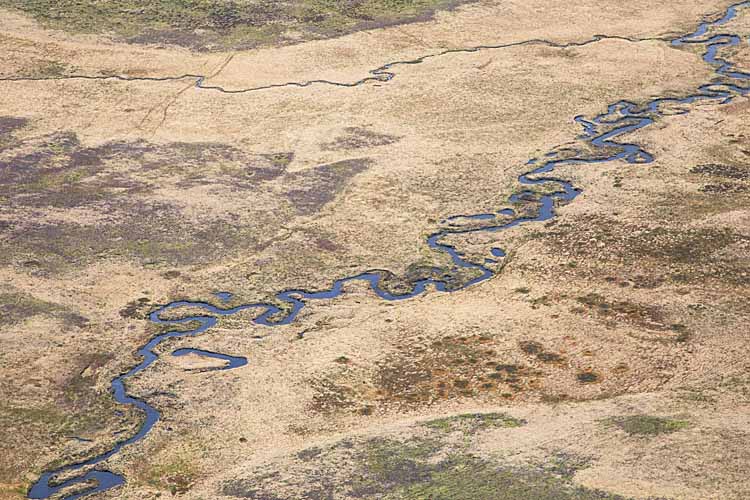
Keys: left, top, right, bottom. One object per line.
{"left": 1, "top": 1, "right": 749, "bottom": 499}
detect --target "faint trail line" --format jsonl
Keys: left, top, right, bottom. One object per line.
{"left": 476, "top": 57, "right": 494, "bottom": 70}
{"left": 138, "top": 55, "right": 234, "bottom": 135}
{"left": 392, "top": 26, "right": 430, "bottom": 49}
{"left": 146, "top": 54, "right": 236, "bottom": 136}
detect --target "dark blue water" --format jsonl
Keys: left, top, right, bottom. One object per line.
{"left": 27, "top": 3, "right": 750, "bottom": 498}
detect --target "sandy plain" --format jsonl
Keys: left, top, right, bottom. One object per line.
{"left": 0, "top": 0, "right": 748, "bottom": 499}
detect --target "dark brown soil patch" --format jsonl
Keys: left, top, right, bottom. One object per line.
{"left": 690, "top": 163, "right": 749, "bottom": 180}
{"left": 322, "top": 127, "right": 400, "bottom": 151}
{"left": 285, "top": 158, "right": 371, "bottom": 215}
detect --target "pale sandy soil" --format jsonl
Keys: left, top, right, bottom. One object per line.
{"left": 0, "top": 1, "right": 748, "bottom": 499}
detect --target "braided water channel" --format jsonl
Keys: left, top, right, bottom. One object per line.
{"left": 28, "top": 2, "right": 750, "bottom": 498}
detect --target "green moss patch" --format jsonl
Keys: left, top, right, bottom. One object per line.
{"left": 352, "top": 437, "right": 442, "bottom": 495}
{"left": 0, "top": 0, "right": 474, "bottom": 51}
{"left": 393, "top": 454, "right": 624, "bottom": 500}
{"left": 221, "top": 433, "right": 625, "bottom": 500}
{"left": 607, "top": 415, "right": 690, "bottom": 437}
{"left": 423, "top": 412, "right": 526, "bottom": 433}
{"left": 142, "top": 457, "right": 198, "bottom": 495}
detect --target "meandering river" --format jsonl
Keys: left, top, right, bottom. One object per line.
{"left": 28, "top": 3, "right": 750, "bottom": 498}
